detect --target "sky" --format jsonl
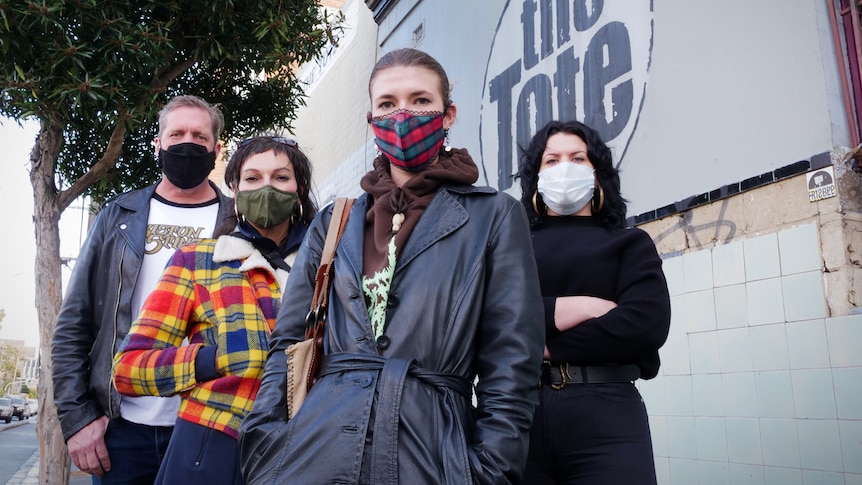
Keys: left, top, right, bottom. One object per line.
{"left": 0, "top": 118, "right": 88, "bottom": 349}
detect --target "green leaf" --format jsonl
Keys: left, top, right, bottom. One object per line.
{"left": 1, "top": 0, "right": 335, "bottom": 203}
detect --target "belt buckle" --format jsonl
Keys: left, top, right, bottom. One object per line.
{"left": 539, "top": 360, "right": 572, "bottom": 389}
{"left": 550, "top": 362, "right": 570, "bottom": 390}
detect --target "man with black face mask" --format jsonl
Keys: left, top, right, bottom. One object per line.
{"left": 52, "top": 95, "right": 233, "bottom": 484}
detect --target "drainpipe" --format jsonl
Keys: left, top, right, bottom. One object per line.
{"left": 849, "top": 0, "right": 862, "bottom": 144}
{"left": 829, "top": 0, "right": 860, "bottom": 147}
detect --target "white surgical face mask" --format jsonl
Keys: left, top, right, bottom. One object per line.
{"left": 537, "top": 162, "right": 595, "bottom": 215}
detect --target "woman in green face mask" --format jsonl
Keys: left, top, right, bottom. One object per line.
{"left": 221, "top": 135, "right": 317, "bottom": 259}
{"left": 112, "top": 136, "right": 317, "bottom": 485}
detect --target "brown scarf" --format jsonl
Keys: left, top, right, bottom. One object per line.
{"left": 359, "top": 147, "right": 479, "bottom": 276}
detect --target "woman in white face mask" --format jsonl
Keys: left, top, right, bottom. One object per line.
{"left": 517, "top": 120, "right": 671, "bottom": 485}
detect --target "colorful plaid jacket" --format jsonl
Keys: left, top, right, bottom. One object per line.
{"left": 112, "top": 234, "right": 290, "bottom": 439}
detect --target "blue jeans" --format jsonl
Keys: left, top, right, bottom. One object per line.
{"left": 524, "top": 382, "right": 657, "bottom": 485}
{"left": 94, "top": 417, "right": 173, "bottom": 485}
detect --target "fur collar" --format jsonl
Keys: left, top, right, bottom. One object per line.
{"left": 213, "top": 234, "right": 291, "bottom": 289}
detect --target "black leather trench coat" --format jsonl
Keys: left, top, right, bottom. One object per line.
{"left": 239, "top": 185, "right": 545, "bottom": 485}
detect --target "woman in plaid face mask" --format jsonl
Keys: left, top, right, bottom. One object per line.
{"left": 368, "top": 107, "right": 448, "bottom": 172}
{"left": 239, "top": 48, "right": 545, "bottom": 485}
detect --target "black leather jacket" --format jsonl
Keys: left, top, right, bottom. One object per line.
{"left": 51, "top": 182, "right": 233, "bottom": 441}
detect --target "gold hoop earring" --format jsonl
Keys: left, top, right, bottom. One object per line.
{"left": 592, "top": 185, "right": 605, "bottom": 213}
{"left": 234, "top": 200, "right": 243, "bottom": 223}
{"left": 292, "top": 201, "right": 304, "bottom": 223}
{"left": 532, "top": 191, "right": 546, "bottom": 215}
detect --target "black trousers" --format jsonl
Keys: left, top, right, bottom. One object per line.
{"left": 524, "top": 382, "right": 657, "bottom": 485}
{"left": 154, "top": 418, "right": 243, "bottom": 485}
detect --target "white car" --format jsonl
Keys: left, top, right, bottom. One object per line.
{"left": 0, "top": 397, "right": 13, "bottom": 423}
{"left": 27, "top": 398, "right": 38, "bottom": 416}
{"left": 9, "top": 395, "right": 29, "bottom": 420}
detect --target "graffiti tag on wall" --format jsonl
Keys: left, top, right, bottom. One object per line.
{"left": 652, "top": 199, "right": 738, "bottom": 252}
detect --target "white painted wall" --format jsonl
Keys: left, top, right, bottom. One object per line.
{"left": 291, "top": 0, "right": 380, "bottom": 205}
{"left": 302, "top": 0, "right": 846, "bottom": 218}
{"left": 624, "top": 0, "right": 839, "bottom": 215}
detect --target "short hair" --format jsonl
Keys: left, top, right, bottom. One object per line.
{"left": 368, "top": 48, "right": 452, "bottom": 108}
{"left": 213, "top": 136, "right": 318, "bottom": 238}
{"left": 157, "top": 95, "right": 225, "bottom": 141}
{"left": 517, "top": 120, "right": 627, "bottom": 229}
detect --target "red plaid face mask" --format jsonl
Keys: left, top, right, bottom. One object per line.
{"left": 368, "top": 109, "right": 445, "bottom": 172}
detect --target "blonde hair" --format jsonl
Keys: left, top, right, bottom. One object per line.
{"left": 157, "top": 95, "right": 224, "bottom": 140}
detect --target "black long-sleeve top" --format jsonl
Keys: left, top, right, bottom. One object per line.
{"left": 531, "top": 216, "right": 671, "bottom": 379}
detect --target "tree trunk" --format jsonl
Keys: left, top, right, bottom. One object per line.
{"left": 31, "top": 123, "right": 71, "bottom": 484}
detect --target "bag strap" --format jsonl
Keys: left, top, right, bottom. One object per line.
{"left": 307, "top": 197, "right": 354, "bottom": 332}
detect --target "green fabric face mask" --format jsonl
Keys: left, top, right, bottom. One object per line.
{"left": 236, "top": 185, "right": 299, "bottom": 229}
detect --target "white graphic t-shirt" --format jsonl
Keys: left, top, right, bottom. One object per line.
{"left": 120, "top": 193, "right": 220, "bottom": 426}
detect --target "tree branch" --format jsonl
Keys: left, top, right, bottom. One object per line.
{"left": 57, "top": 118, "right": 128, "bottom": 211}
{"left": 153, "top": 55, "right": 199, "bottom": 90}
{"left": 56, "top": 55, "right": 199, "bottom": 211}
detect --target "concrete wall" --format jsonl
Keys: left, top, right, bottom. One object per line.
{"left": 292, "top": 0, "right": 379, "bottom": 205}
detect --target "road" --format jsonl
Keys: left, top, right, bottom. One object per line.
{"left": 0, "top": 416, "right": 38, "bottom": 483}
{"left": 0, "top": 416, "right": 90, "bottom": 484}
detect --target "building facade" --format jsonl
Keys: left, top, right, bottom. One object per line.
{"left": 291, "top": 1, "right": 862, "bottom": 483}
{"left": 0, "top": 339, "right": 38, "bottom": 394}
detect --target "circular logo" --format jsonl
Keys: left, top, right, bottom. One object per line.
{"left": 479, "top": 0, "right": 653, "bottom": 194}
{"left": 808, "top": 170, "right": 833, "bottom": 189}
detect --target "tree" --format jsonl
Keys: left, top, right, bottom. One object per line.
{"left": 0, "top": 342, "right": 23, "bottom": 394}
{"left": 0, "top": 311, "right": 22, "bottom": 395}
{"left": 0, "top": 1, "right": 336, "bottom": 482}
{"left": 20, "top": 382, "right": 34, "bottom": 398}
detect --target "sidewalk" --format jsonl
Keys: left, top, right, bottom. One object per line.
{"left": 5, "top": 451, "right": 90, "bottom": 485}
{"left": 2, "top": 419, "right": 90, "bottom": 485}
{"left": 4, "top": 450, "right": 38, "bottom": 485}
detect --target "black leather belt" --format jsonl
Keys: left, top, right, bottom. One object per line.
{"left": 539, "top": 361, "right": 640, "bottom": 389}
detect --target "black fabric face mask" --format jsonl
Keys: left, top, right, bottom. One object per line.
{"left": 157, "top": 142, "right": 217, "bottom": 189}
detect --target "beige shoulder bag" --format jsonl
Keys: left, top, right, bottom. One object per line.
{"left": 285, "top": 197, "right": 353, "bottom": 419}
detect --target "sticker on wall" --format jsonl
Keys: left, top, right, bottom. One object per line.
{"left": 479, "top": 0, "right": 653, "bottom": 193}
{"left": 807, "top": 166, "right": 837, "bottom": 202}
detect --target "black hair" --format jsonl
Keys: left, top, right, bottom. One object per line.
{"left": 213, "top": 136, "right": 318, "bottom": 237}
{"left": 517, "top": 120, "right": 627, "bottom": 229}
